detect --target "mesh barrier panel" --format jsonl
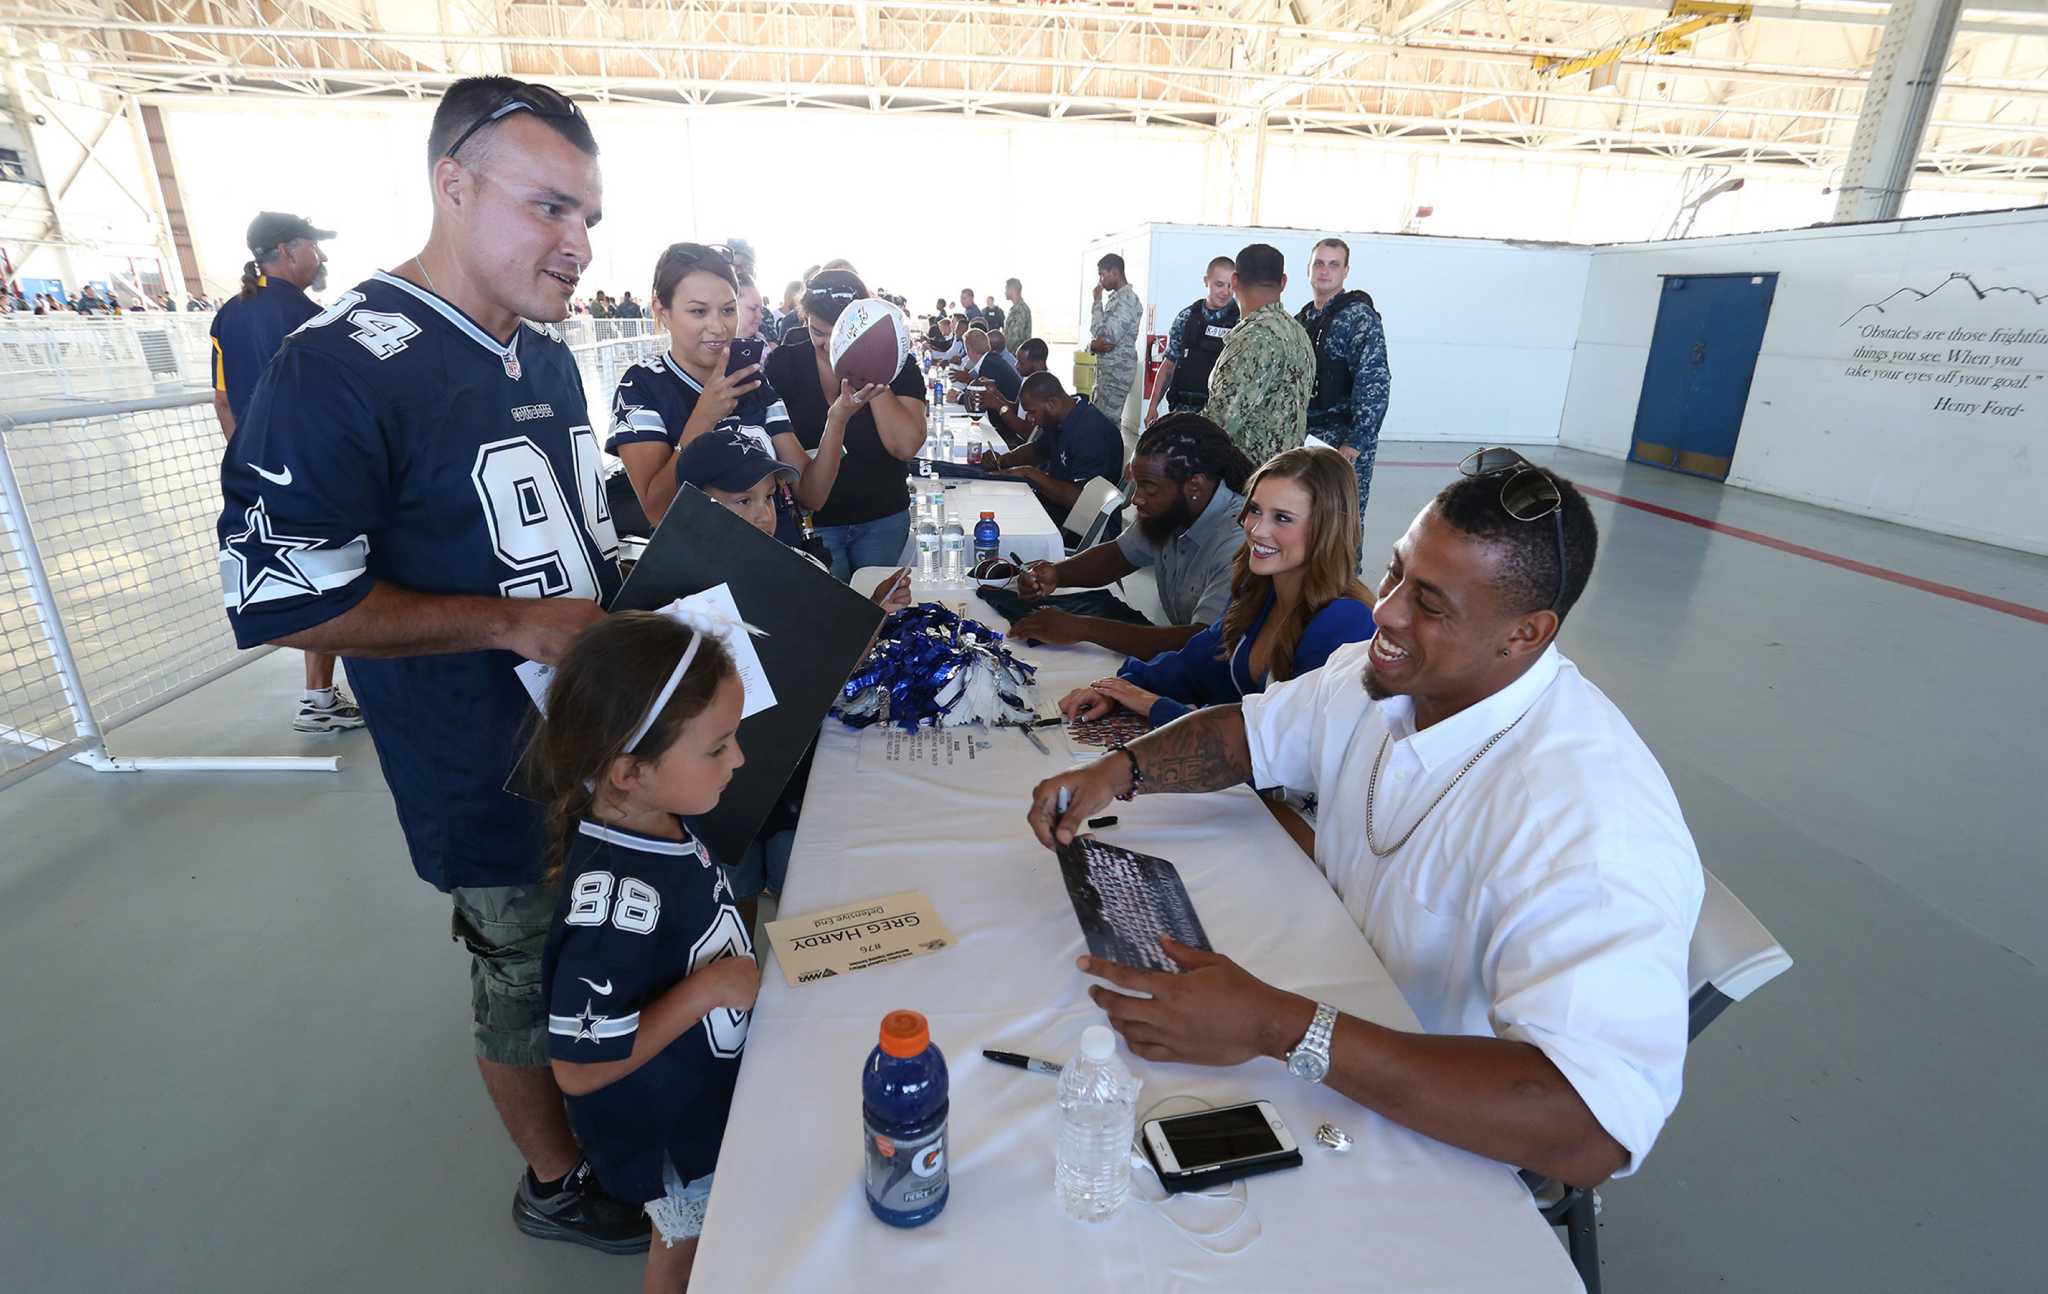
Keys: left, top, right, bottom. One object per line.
{"left": 0, "top": 317, "right": 216, "bottom": 412}
{"left": 0, "top": 395, "right": 249, "bottom": 786}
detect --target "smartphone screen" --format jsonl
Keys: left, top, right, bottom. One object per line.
{"left": 727, "top": 338, "right": 765, "bottom": 375}
{"left": 1157, "top": 1104, "right": 1285, "bottom": 1170}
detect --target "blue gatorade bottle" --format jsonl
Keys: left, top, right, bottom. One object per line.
{"left": 863, "top": 1009, "right": 950, "bottom": 1227}
{"left": 973, "top": 511, "right": 1001, "bottom": 570}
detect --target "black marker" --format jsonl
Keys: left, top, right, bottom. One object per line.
{"left": 983, "top": 1049, "right": 1062, "bottom": 1076}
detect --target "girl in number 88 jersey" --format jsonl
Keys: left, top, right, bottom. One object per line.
{"left": 531, "top": 611, "right": 761, "bottom": 1292}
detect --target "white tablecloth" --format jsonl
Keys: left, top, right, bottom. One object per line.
{"left": 692, "top": 613, "right": 1581, "bottom": 1292}
{"left": 895, "top": 478, "right": 1067, "bottom": 570}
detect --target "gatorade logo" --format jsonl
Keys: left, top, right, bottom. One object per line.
{"left": 912, "top": 1142, "right": 946, "bottom": 1179}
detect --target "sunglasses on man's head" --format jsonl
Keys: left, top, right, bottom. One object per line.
{"left": 443, "top": 84, "right": 588, "bottom": 160}
{"left": 1458, "top": 446, "right": 1569, "bottom": 614}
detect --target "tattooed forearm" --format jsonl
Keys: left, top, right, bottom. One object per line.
{"left": 1130, "top": 705, "right": 1254, "bottom": 794}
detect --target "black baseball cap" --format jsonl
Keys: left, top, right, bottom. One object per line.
{"left": 246, "top": 212, "right": 335, "bottom": 259}
{"left": 677, "top": 428, "right": 798, "bottom": 494}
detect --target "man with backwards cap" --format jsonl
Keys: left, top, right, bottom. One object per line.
{"left": 208, "top": 211, "right": 363, "bottom": 736}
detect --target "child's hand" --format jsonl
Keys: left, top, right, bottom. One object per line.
{"left": 697, "top": 954, "right": 761, "bottom": 1014}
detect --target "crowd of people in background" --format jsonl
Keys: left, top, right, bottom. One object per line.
{"left": 1, "top": 283, "right": 215, "bottom": 315}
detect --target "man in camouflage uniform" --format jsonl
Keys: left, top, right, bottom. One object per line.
{"left": 1001, "top": 277, "right": 1032, "bottom": 353}
{"left": 1298, "top": 236, "right": 1392, "bottom": 520}
{"left": 1206, "top": 242, "right": 1316, "bottom": 468}
{"left": 1087, "top": 254, "right": 1142, "bottom": 435}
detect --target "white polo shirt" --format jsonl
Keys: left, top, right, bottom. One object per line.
{"left": 1241, "top": 642, "right": 1703, "bottom": 1175}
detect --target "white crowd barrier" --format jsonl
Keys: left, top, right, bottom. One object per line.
{"left": 0, "top": 393, "right": 339, "bottom": 790}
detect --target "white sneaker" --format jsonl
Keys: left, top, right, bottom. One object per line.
{"left": 294, "top": 690, "right": 367, "bottom": 733}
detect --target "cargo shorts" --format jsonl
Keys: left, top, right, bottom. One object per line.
{"left": 449, "top": 881, "right": 558, "bottom": 1068}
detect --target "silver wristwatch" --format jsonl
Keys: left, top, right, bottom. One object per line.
{"left": 1285, "top": 1002, "right": 1338, "bottom": 1084}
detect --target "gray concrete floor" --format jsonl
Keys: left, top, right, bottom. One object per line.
{"left": 2, "top": 443, "right": 2044, "bottom": 1291}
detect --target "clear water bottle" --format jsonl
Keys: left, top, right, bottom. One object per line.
{"left": 973, "top": 511, "right": 1000, "bottom": 569}
{"left": 864, "top": 1010, "right": 950, "bottom": 1228}
{"left": 936, "top": 425, "right": 954, "bottom": 463}
{"left": 940, "top": 517, "right": 966, "bottom": 580}
{"left": 914, "top": 517, "right": 939, "bottom": 577}
{"left": 1054, "top": 1025, "right": 1141, "bottom": 1223}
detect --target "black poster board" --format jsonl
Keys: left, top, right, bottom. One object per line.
{"left": 519, "top": 486, "right": 883, "bottom": 867}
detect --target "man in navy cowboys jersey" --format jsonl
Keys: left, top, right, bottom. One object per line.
{"left": 214, "top": 78, "right": 648, "bottom": 1252}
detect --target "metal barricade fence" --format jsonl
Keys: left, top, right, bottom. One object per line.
{"left": 0, "top": 393, "right": 338, "bottom": 790}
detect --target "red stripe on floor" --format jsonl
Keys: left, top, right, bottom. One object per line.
{"left": 1377, "top": 460, "right": 2048, "bottom": 626}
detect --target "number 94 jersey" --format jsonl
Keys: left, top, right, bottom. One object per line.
{"left": 215, "top": 271, "right": 623, "bottom": 891}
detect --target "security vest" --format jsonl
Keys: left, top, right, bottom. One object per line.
{"left": 1168, "top": 298, "right": 1239, "bottom": 402}
{"left": 1298, "top": 290, "right": 1377, "bottom": 417}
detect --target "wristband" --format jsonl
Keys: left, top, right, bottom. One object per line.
{"left": 1108, "top": 742, "right": 1144, "bottom": 801}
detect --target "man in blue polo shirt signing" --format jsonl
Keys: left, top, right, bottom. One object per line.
{"left": 208, "top": 211, "right": 364, "bottom": 735}
{"left": 976, "top": 371, "right": 1126, "bottom": 516}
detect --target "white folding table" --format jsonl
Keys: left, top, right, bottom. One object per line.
{"left": 691, "top": 592, "right": 1581, "bottom": 1292}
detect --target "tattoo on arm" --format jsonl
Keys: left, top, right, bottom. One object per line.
{"left": 1130, "top": 705, "right": 1252, "bottom": 793}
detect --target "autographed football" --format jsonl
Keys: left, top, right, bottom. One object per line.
{"left": 830, "top": 297, "right": 912, "bottom": 388}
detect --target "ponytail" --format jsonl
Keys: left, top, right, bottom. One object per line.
{"left": 238, "top": 259, "right": 263, "bottom": 301}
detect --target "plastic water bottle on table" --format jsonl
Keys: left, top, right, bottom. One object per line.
{"left": 864, "top": 1010, "right": 950, "bottom": 1228}
{"left": 914, "top": 516, "right": 939, "bottom": 577}
{"left": 940, "top": 516, "right": 966, "bottom": 580}
{"left": 1054, "top": 1025, "right": 1141, "bottom": 1222}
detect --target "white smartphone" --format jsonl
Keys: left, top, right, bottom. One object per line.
{"left": 1142, "top": 1100, "right": 1300, "bottom": 1182}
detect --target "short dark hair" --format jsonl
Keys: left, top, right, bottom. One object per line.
{"left": 1234, "top": 244, "right": 1285, "bottom": 287}
{"left": 1431, "top": 469, "right": 1600, "bottom": 621}
{"left": 427, "top": 77, "right": 597, "bottom": 168}
{"left": 652, "top": 243, "right": 737, "bottom": 310}
{"left": 1019, "top": 371, "right": 1065, "bottom": 403}
{"left": 1005, "top": 277, "right": 1022, "bottom": 293}
{"left": 1205, "top": 256, "right": 1236, "bottom": 275}
{"left": 1097, "top": 253, "right": 1125, "bottom": 275}
{"left": 1312, "top": 237, "right": 1351, "bottom": 266}
{"left": 1017, "top": 337, "right": 1049, "bottom": 363}
{"left": 1134, "top": 414, "right": 1254, "bottom": 495}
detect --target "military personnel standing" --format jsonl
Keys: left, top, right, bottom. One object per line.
{"left": 1001, "top": 277, "right": 1032, "bottom": 353}
{"left": 1144, "top": 255, "right": 1239, "bottom": 424}
{"left": 1297, "top": 236, "right": 1392, "bottom": 519}
{"left": 1206, "top": 243, "right": 1315, "bottom": 468}
{"left": 1087, "top": 254, "right": 1142, "bottom": 434}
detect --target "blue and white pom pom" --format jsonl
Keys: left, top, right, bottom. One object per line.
{"left": 834, "top": 603, "right": 1038, "bottom": 731}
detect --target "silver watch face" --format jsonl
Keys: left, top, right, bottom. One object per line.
{"left": 1288, "top": 1048, "right": 1329, "bottom": 1082}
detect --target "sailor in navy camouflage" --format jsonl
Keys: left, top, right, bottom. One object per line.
{"left": 1297, "top": 237, "right": 1391, "bottom": 520}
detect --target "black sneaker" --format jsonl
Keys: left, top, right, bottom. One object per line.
{"left": 512, "top": 1161, "right": 651, "bottom": 1254}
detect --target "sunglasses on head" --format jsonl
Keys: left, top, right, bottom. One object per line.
{"left": 443, "top": 84, "right": 588, "bottom": 160}
{"left": 1458, "top": 446, "right": 1569, "bottom": 614}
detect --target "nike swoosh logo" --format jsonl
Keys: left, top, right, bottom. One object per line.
{"left": 248, "top": 463, "right": 292, "bottom": 486}
{"left": 578, "top": 977, "right": 612, "bottom": 995}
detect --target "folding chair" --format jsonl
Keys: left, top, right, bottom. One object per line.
{"left": 1063, "top": 476, "right": 1126, "bottom": 553}
{"left": 1532, "top": 866, "right": 1793, "bottom": 1293}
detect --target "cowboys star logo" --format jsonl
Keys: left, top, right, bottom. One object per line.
{"left": 571, "top": 1000, "right": 611, "bottom": 1044}
{"left": 223, "top": 497, "right": 322, "bottom": 609}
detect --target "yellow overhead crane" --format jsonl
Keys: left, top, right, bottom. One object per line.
{"left": 1533, "top": 1, "right": 1753, "bottom": 78}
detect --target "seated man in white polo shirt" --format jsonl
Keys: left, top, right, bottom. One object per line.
{"left": 1027, "top": 450, "right": 1704, "bottom": 1187}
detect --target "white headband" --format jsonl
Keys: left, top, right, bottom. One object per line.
{"left": 623, "top": 604, "right": 765, "bottom": 754}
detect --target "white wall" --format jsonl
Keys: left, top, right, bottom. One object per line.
{"left": 1559, "top": 206, "right": 2048, "bottom": 555}
{"left": 1104, "top": 222, "right": 1590, "bottom": 445}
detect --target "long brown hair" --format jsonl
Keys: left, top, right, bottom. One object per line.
{"left": 1218, "top": 447, "right": 1369, "bottom": 682}
{"left": 528, "top": 612, "right": 736, "bottom": 880}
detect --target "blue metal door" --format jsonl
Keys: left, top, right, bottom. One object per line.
{"left": 1628, "top": 273, "right": 1778, "bottom": 481}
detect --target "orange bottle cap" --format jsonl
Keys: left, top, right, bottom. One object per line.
{"left": 878, "top": 1009, "right": 930, "bottom": 1058}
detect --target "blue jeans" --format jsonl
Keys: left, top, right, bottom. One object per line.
{"left": 815, "top": 509, "right": 911, "bottom": 582}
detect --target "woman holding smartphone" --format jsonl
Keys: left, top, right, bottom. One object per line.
{"left": 763, "top": 269, "right": 929, "bottom": 580}
{"left": 608, "top": 243, "right": 884, "bottom": 533}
